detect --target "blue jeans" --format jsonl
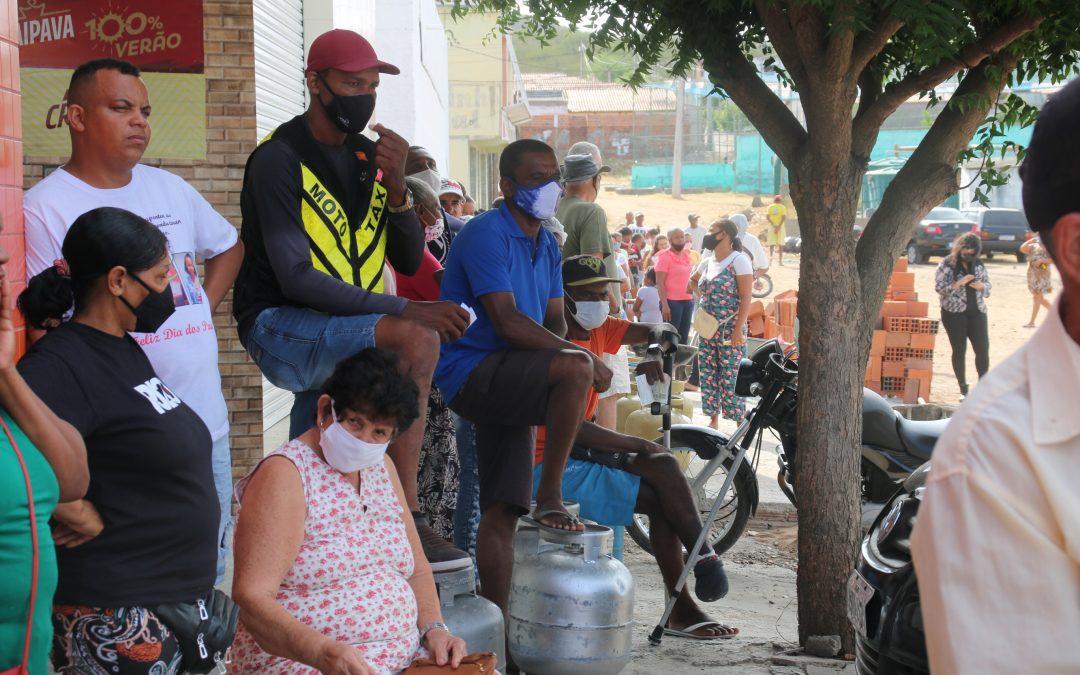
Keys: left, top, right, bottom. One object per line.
{"left": 452, "top": 413, "right": 480, "bottom": 565}
{"left": 668, "top": 298, "right": 697, "bottom": 384}
{"left": 211, "top": 434, "right": 232, "bottom": 584}
{"left": 245, "top": 307, "right": 383, "bottom": 438}
{"left": 668, "top": 298, "right": 695, "bottom": 345}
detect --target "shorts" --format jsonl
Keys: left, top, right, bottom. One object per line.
{"left": 598, "top": 346, "right": 631, "bottom": 400}
{"left": 533, "top": 452, "right": 641, "bottom": 526}
{"left": 52, "top": 605, "right": 183, "bottom": 674}
{"left": 245, "top": 306, "right": 383, "bottom": 393}
{"left": 449, "top": 349, "right": 562, "bottom": 513}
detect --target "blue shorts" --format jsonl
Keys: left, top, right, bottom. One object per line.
{"left": 245, "top": 306, "right": 383, "bottom": 393}
{"left": 533, "top": 457, "right": 641, "bottom": 526}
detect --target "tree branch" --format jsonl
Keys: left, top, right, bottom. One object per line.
{"left": 847, "top": 12, "right": 906, "bottom": 83}
{"left": 753, "top": 0, "right": 810, "bottom": 92}
{"left": 702, "top": 41, "right": 808, "bottom": 167}
{"left": 788, "top": 1, "right": 828, "bottom": 77}
{"left": 855, "top": 53, "right": 1019, "bottom": 329}
{"left": 824, "top": 0, "right": 857, "bottom": 78}
{"left": 852, "top": 15, "right": 1042, "bottom": 146}
{"left": 853, "top": 64, "right": 883, "bottom": 157}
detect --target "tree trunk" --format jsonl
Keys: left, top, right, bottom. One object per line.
{"left": 788, "top": 156, "right": 866, "bottom": 652}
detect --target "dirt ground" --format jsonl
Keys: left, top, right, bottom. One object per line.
{"left": 618, "top": 525, "right": 809, "bottom": 675}
{"left": 598, "top": 185, "right": 1063, "bottom": 405}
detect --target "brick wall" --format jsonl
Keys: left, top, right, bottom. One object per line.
{"left": 21, "top": 0, "right": 266, "bottom": 481}
{"left": 1, "top": 1, "right": 25, "bottom": 356}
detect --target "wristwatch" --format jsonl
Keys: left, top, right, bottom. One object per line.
{"left": 387, "top": 188, "right": 414, "bottom": 214}
{"left": 420, "top": 621, "right": 450, "bottom": 643}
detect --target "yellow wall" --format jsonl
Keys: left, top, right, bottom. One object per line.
{"left": 439, "top": 8, "right": 510, "bottom": 189}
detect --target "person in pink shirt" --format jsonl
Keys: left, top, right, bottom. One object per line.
{"left": 654, "top": 228, "right": 696, "bottom": 345}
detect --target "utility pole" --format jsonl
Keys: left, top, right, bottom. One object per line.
{"left": 672, "top": 77, "right": 684, "bottom": 199}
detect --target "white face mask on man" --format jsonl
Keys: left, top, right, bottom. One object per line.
{"left": 410, "top": 168, "right": 442, "bottom": 195}
{"left": 571, "top": 300, "right": 609, "bottom": 331}
{"left": 319, "top": 403, "right": 390, "bottom": 473}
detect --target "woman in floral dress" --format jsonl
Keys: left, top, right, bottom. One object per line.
{"left": 231, "top": 349, "right": 467, "bottom": 674}
{"left": 689, "top": 220, "right": 754, "bottom": 429}
{"left": 1020, "top": 234, "right": 1054, "bottom": 327}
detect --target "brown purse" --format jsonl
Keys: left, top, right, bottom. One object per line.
{"left": 400, "top": 652, "right": 498, "bottom": 674}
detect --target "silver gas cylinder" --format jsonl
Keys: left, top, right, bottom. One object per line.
{"left": 433, "top": 563, "right": 505, "bottom": 673}
{"left": 508, "top": 523, "right": 635, "bottom": 675}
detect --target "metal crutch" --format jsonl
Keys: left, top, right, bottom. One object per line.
{"left": 648, "top": 373, "right": 783, "bottom": 645}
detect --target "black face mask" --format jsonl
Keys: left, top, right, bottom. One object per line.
{"left": 702, "top": 234, "right": 717, "bottom": 250}
{"left": 960, "top": 253, "right": 977, "bottom": 264}
{"left": 121, "top": 270, "right": 176, "bottom": 334}
{"left": 318, "top": 75, "right": 375, "bottom": 134}
{"left": 670, "top": 242, "right": 686, "bottom": 252}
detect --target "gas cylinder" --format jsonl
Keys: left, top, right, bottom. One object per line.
{"left": 615, "top": 395, "right": 641, "bottom": 432}
{"left": 509, "top": 524, "right": 634, "bottom": 675}
{"left": 623, "top": 405, "right": 691, "bottom": 441}
{"left": 432, "top": 564, "right": 505, "bottom": 672}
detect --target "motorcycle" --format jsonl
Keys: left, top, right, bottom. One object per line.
{"left": 752, "top": 273, "right": 774, "bottom": 298}
{"left": 630, "top": 338, "right": 949, "bottom": 556}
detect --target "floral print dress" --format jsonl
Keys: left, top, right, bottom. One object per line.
{"left": 231, "top": 441, "right": 421, "bottom": 674}
{"left": 698, "top": 260, "right": 747, "bottom": 421}
{"left": 1026, "top": 240, "right": 1053, "bottom": 294}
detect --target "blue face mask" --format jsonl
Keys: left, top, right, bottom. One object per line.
{"left": 509, "top": 178, "right": 563, "bottom": 220}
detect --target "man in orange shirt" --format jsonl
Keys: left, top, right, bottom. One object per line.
{"left": 531, "top": 255, "right": 739, "bottom": 639}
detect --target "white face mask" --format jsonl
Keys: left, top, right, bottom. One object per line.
{"left": 572, "top": 300, "right": 609, "bottom": 331}
{"left": 411, "top": 168, "right": 442, "bottom": 195}
{"left": 319, "top": 404, "right": 390, "bottom": 473}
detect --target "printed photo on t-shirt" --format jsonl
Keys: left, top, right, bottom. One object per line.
{"left": 169, "top": 252, "right": 204, "bottom": 307}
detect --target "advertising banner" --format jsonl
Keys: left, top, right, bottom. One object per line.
{"left": 18, "top": 1, "right": 206, "bottom": 159}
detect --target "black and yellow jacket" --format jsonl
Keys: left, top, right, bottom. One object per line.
{"left": 233, "top": 115, "right": 423, "bottom": 344}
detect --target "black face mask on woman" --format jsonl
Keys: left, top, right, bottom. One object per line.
{"left": 120, "top": 270, "right": 176, "bottom": 334}
{"left": 317, "top": 75, "right": 376, "bottom": 134}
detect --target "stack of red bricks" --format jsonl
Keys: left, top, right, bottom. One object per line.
{"left": 865, "top": 259, "right": 940, "bottom": 403}
{"left": 750, "top": 290, "right": 798, "bottom": 343}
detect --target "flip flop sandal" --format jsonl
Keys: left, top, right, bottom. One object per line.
{"left": 694, "top": 554, "right": 730, "bottom": 602}
{"left": 662, "top": 621, "right": 739, "bottom": 640}
{"left": 522, "top": 507, "right": 583, "bottom": 532}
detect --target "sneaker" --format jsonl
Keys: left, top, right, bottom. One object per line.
{"left": 413, "top": 514, "right": 472, "bottom": 572}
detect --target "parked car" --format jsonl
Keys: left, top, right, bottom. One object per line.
{"left": 850, "top": 463, "right": 930, "bottom": 675}
{"left": 905, "top": 207, "right": 979, "bottom": 264}
{"left": 961, "top": 207, "right": 1032, "bottom": 262}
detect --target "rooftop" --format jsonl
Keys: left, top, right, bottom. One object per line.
{"left": 522, "top": 72, "right": 676, "bottom": 113}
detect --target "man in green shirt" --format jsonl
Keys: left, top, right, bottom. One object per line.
{"left": 558, "top": 142, "right": 617, "bottom": 313}
{"left": 557, "top": 142, "right": 631, "bottom": 429}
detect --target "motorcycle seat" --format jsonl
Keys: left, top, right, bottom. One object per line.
{"left": 896, "top": 418, "right": 948, "bottom": 460}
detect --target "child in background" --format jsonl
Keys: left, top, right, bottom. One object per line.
{"left": 633, "top": 269, "right": 663, "bottom": 324}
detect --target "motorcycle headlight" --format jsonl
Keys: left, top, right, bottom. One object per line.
{"left": 874, "top": 495, "right": 920, "bottom": 561}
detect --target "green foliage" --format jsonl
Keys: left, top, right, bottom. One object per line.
{"left": 452, "top": 0, "right": 1080, "bottom": 193}
{"left": 509, "top": 25, "right": 673, "bottom": 82}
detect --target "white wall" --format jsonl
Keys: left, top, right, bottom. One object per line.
{"left": 301, "top": 0, "right": 450, "bottom": 169}
{"left": 372, "top": 0, "right": 450, "bottom": 169}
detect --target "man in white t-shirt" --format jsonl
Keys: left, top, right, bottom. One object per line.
{"left": 686, "top": 213, "right": 706, "bottom": 251}
{"left": 728, "top": 213, "right": 769, "bottom": 277}
{"left": 23, "top": 58, "right": 243, "bottom": 582}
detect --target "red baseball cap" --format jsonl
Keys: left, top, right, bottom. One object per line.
{"left": 306, "top": 29, "right": 400, "bottom": 75}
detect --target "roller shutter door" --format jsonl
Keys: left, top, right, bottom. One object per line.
{"left": 253, "top": 0, "right": 305, "bottom": 430}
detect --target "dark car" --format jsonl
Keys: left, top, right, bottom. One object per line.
{"left": 961, "top": 207, "right": 1032, "bottom": 262}
{"left": 849, "top": 462, "right": 930, "bottom": 675}
{"left": 906, "top": 207, "right": 979, "bottom": 264}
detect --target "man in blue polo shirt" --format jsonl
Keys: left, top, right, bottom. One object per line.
{"left": 437, "top": 139, "right": 612, "bottom": 614}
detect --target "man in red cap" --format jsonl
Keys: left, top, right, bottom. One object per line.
{"left": 234, "top": 29, "right": 472, "bottom": 568}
